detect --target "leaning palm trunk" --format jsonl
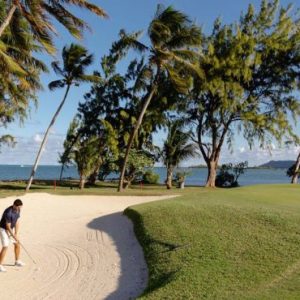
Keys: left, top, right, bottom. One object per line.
{"left": 59, "top": 164, "right": 65, "bottom": 182}
{"left": 291, "top": 152, "right": 300, "bottom": 184}
{"left": 118, "top": 87, "right": 157, "bottom": 192}
{"left": 0, "top": 4, "right": 17, "bottom": 37}
{"left": 26, "top": 85, "right": 71, "bottom": 191}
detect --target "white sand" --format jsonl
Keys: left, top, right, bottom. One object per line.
{"left": 0, "top": 193, "right": 174, "bottom": 300}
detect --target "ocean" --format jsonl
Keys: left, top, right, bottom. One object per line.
{"left": 0, "top": 165, "right": 291, "bottom": 186}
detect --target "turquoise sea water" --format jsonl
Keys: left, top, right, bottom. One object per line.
{"left": 0, "top": 165, "right": 291, "bottom": 186}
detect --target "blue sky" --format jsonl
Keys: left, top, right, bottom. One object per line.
{"left": 1, "top": 0, "right": 299, "bottom": 166}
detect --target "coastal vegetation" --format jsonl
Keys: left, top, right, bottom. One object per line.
{"left": 162, "top": 119, "right": 196, "bottom": 189}
{"left": 1, "top": 1, "right": 299, "bottom": 189}
{"left": 58, "top": 0, "right": 300, "bottom": 190}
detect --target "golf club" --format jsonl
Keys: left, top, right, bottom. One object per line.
{"left": 19, "top": 241, "right": 37, "bottom": 265}
{"left": 10, "top": 236, "right": 39, "bottom": 268}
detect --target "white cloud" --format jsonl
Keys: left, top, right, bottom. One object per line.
{"left": 34, "top": 134, "right": 43, "bottom": 143}
{"left": 1, "top": 131, "right": 300, "bottom": 167}
{"left": 239, "top": 146, "right": 245, "bottom": 153}
{"left": 0, "top": 133, "right": 65, "bottom": 165}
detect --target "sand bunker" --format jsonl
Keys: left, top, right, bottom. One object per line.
{"left": 0, "top": 193, "right": 173, "bottom": 300}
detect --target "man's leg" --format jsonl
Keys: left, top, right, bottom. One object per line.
{"left": 14, "top": 242, "right": 25, "bottom": 266}
{"left": 0, "top": 246, "right": 8, "bottom": 265}
{"left": 14, "top": 242, "right": 20, "bottom": 261}
{"left": 0, "top": 229, "right": 9, "bottom": 267}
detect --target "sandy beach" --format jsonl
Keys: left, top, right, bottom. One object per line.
{"left": 0, "top": 193, "right": 173, "bottom": 300}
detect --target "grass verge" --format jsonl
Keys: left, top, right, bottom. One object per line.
{"left": 125, "top": 184, "right": 300, "bottom": 299}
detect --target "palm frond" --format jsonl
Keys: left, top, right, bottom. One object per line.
{"left": 60, "top": 0, "right": 108, "bottom": 18}
{"left": 51, "top": 61, "right": 64, "bottom": 76}
{"left": 110, "top": 30, "right": 148, "bottom": 62}
{"left": 77, "top": 74, "right": 101, "bottom": 83}
{"left": 48, "top": 79, "right": 66, "bottom": 90}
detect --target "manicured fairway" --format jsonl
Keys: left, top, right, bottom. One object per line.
{"left": 125, "top": 185, "right": 300, "bottom": 299}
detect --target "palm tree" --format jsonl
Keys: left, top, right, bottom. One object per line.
{"left": 116, "top": 5, "right": 202, "bottom": 191}
{"left": 0, "top": 4, "right": 47, "bottom": 135}
{"left": 74, "top": 136, "right": 100, "bottom": 190}
{"left": 25, "top": 44, "right": 99, "bottom": 191}
{"left": 162, "top": 119, "right": 196, "bottom": 189}
{"left": 0, "top": 0, "right": 107, "bottom": 53}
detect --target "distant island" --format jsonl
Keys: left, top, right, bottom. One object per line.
{"left": 257, "top": 160, "right": 294, "bottom": 169}
{"left": 189, "top": 160, "right": 295, "bottom": 169}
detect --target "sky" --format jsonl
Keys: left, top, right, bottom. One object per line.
{"left": 1, "top": 0, "right": 300, "bottom": 166}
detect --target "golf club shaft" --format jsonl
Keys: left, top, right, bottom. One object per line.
{"left": 19, "top": 242, "right": 37, "bottom": 265}
{"left": 10, "top": 235, "right": 37, "bottom": 265}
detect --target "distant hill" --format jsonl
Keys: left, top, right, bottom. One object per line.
{"left": 258, "top": 160, "right": 294, "bottom": 169}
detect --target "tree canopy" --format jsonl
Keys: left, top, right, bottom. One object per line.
{"left": 186, "top": 0, "right": 300, "bottom": 186}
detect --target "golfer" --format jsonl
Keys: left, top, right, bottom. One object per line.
{"left": 0, "top": 199, "right": 25, "bottom": 272}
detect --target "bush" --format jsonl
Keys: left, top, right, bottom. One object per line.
{"left": 142, "top": 170, "right": 160, "bottom": 184}
{"left": 216, "top": 170, "right": 236, "bottom": 187}
{"left": 286, "top": 163, "right": 300, "bottom": 177}
{"left": 175, "top": 171, "right": 191, "bottom": 183}
{"left": 216, "top": 161, "right": 248, "bottom": 188}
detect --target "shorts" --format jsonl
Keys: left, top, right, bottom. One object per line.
{"left": 0, "top": 228, "right": 16, "bottom": 247}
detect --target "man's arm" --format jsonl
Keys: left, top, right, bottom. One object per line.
{"left": 5, "top": 222, "right": 19, "bottom": 243}
{"left": 14, "top": 219, "right": 20, "bottom": 239}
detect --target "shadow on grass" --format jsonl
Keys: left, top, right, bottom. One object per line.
{"left": 147, "top": 238, "right": 191, "bottom": 254}
{"left": 124, "top": 207, "right": 181, "bottom": 297}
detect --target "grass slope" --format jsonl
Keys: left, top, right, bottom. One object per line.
{"left": 125, "top": 185, "right": 300, "bottom": 299}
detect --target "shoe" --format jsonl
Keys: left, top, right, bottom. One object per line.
{"left": 15, "top": 260, "right": 25, "bottom": 267}
{"left": 0, "top": 265, "right": 7, "bottom": 272}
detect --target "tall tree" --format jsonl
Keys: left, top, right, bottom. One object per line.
{"left": 0, "top": 0, "right": 107, "bottom": 53}
{"left": 187, "top": 0, "right": 300, "bottom": 187}
{"left": 114, "top": 5, "right": 202, "bottom": 191}
{"left": 162, "top": 119, "right": 196, "bottom": 189}
{"left": 26, "top": 44, "right": 99, "bottom": 191}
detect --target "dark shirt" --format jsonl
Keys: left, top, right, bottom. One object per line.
{"left": 0, "top": 206, "right": 20, "bottom": 230}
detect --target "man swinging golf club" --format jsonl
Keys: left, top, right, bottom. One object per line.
{"left": 0, "top": 199, "right": 25, "bottom": 272}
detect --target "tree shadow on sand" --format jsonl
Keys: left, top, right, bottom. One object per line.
{"left": 87, "top": 212, "right": 148, "bottom": 300}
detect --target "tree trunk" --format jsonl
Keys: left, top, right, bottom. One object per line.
{"left": 124, "top": 181, "right": 130, "bottom": 189}
{"left": 166, "top": 167, "right": 173, "bottom": 189}
{"left": 26, "top": 85, "right": 71, "bottom": 192}
{"left": 88, "top": 170, "right": 98, "bottom": 185}
{"left": 79, "top": 175, "right": 85, "bottom": 190}
{"left": 205, "top": 160, "right": 218, "bottom": 187}
{"left": 118, "top": 87, "right": 157, "bottom": 192}
{"left": 0, "top": 4, "right": 17, "bottom": 37}
{"left": 88, "top": 157, "right": 102, "bottom": 185}
{"left": 291, "top": 152, "right": 300, "bottom": 184}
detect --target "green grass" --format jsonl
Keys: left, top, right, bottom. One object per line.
{"left": 1, "top": 182, "right": 300, "bottom": 298}
{"left": 124, "top": 184, "right": 300, "bottom": 299}
{"left": 0, "top": 180, "right": 181, "bottom": 196}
